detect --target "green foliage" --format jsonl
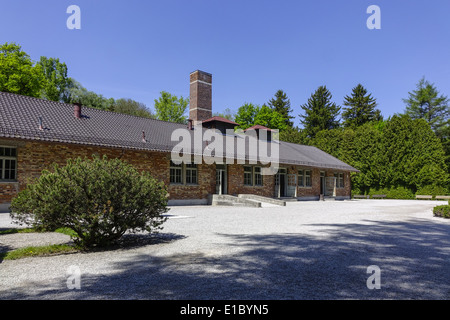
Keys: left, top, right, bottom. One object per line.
{"left": 0, "top": 42, "right": 45, "bottom": 97}
{"left": 309, "top": 115, "right": 448, "bottom": 197}
{"left": 2, "top": 244, "right": 76, "bottom": 260}
{"left": 37, "top": 56, "right": 73, "bottom": 103}
{"left": 213, "top": 108, "right": 236, "bottom": 121}
{"left": 299, "top": 86, "right": 341, "bottom": 138}
{"left": 10, "top": 156, "right": 169, "bottom": 249}
{"left": 234, "top": 103, "right": 288, "bottom": 131}
{"left": 279, "top": 127, "right": 310, "bottom": 145}
{"left": 342, "top": 84, "right": 382, "bottom": 129}
{"left": 416, "top": 185, "right": 449, "bottom": 197}
{"left": 113, "top": 98, "right": 154, "bottom": 118}
{"left": 365, "top": 187, "right": 414, "bottom": 199}
{"left": 267, "top": 90, "right": 294, "bottom": 127}
{"left": 254, "top": 104, "right": 288, "bottom": 131}
{"left": 68, "top": 80, "right": 115, "bottom": 111}
{"left": 404, "top": 77, "right": 449, "bottom": 134}
{"left": 154, "top": 91, "right": 189, "bottom": 124}
{"left": 433, "top": 205, "right": 450, "bottom": 219}
{"left": 235, "top": 103, "right": 259, "bottom": 129}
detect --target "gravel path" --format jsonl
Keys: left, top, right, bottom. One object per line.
{"left": 1, "top": 199, "right": 450, "bottom": 300}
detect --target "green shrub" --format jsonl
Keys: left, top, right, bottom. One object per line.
{"left": 416, "top": 185, "right": 449, "bottom": 197}
{"left": 433, "top": 205, "right": 450, "bottom": 219}
{"left": 386, "top": 186, "right": 415, "bottom": 199}
{"left": 10, "top": 156, "right": 169, "bottom": 249}
{"left": 367, "top": 186, "right": 414, "bottom": 199}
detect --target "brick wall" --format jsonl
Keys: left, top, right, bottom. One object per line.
{"left": 0, "top": 139, "right": 216, "bottom": 204}
{"left": 0, "top": 139, "right": 352, "bottom": 205}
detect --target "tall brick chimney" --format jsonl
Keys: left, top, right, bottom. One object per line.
{"left": 189, "top": 70, "right": 212, "bottom": 124}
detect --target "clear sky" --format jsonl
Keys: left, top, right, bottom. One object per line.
{"left": 1, "top": 0, "right": 449, "bottom": 127}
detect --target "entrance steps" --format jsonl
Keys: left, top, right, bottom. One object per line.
{"left": 238, "top": 194, "right": 287, "bottom": 206}
{"left": 210, "top": 194, "right": 261, "bottom": 207}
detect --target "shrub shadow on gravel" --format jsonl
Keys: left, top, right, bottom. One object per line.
{"left": 2, "top": 218, "right": 450, "bottom": 300}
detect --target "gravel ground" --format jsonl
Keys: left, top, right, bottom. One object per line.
{"left": 1, "top": 199, "right": 450, "bottom": 300}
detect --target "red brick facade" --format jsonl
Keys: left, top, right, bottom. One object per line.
{"left": 0, "top": 139, "right": 352, "bottom": 206}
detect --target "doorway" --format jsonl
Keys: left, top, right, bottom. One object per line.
{"left": 216, "top": 165, "right": 227, "bottom": 195}
{"left": 320, "top": 171, "right": 325, "bottom": 195}
{"left": 275, "top": 168, "right": 287, "bottom": 198}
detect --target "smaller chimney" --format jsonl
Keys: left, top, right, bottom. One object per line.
{"left": 142, "top": 131, "right": 146, "bottom": 143}
{"left": 38, "top": 117, "right": 43, "bottom": 131}
{"left": 74, "top": 103, "right": 82, "bottom": 119}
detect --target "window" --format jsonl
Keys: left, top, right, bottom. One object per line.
{"left": 336, "top": 173, "right": 344, "bottom": 188}
{"left": 304, "top": 170, "right": 312, "bottom": 187}
{"left": 0, "top": 147, "right": 17, "bottom": 181}
{"left": 254, "top": 167, "right": 263, "bottom": 186}
{"left": 298, "top": 170, "right": 304, "bottom": 187}
{"left": 244, "top": 166, "right": 252, "bottom": 186}
{"left": 170, "top": 161, "right": 198, "bottom": 185}
{"left": 334, "top": 173, "right": 344, "bottom": 188}
{"left": 170, "top": 161, "right": 183, "bottom": 184}
{"left": 185, "top": 163, "right": 198, "bottom": 185}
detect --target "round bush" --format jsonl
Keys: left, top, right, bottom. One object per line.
{"left": 10, "top": 156, "right": 169, "bottom": 248}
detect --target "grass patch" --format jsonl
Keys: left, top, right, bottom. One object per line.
{"left": 0, "top": 228, "right": 37, "bottom": 235}
{"left": 1, "top": 244, "right": 78, "bottom": 261}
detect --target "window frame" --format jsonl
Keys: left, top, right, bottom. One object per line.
{"left": 334, "top": 172, "right": 344, "bottom": 188}
{"left": 244, "top": 166, "right": 253, "bottom": 186}
{"left": 298, "top": 169, "right": 304, "bottom": 187}
{"left": 254, "top": 166, "right": 263, "bottom": 186}
{"left": 185, "top": 163, "right": 198, "bottom": 185}
{"left": 0, "top": 146, "right": 18, "bottom": 182}
{"left": 170, "top": 161, "right": 199, "bottom": 186}
{"left": 304, "top": 169, "right": 312, "bottom": 187}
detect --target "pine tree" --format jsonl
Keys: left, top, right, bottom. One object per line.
{"left": 268, "top": 90, "right": 294, "bottom": 128}
{"left": 299, "top": 86, "right": 341, "bottom": 138}
{"left": 403, "top": 77, "right": 449, "bottom": 134}
{"left": 342, "top": 84, "right": 382, "bottom": 129}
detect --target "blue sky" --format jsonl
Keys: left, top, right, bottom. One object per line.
{"left": 1, "top": 0, "right": 449, "bottom": 127}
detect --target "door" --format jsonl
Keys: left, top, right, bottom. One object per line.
{"left": 275, "top": 168, "right": 287, "bottom": 197}
{"left": 216, "top": 165, "right": 227, "bottom": 195}
{"left": 287, "top": 174, "right": 297, "bottom": 197}
{"left": 320, "top": 171, "right": 325, "bottom": 195}
{"left": 325, "top": 176, "right": 336, "bottom": 196}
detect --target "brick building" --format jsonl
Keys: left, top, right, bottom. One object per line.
{"left": 0, "top": 70, "right": 358, "bottom": 210}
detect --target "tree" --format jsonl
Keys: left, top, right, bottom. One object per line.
{"left": 268, "top": 90, "right": 294, "bottom": 127}
{"left": 234, "top": 103, "right": 259, "bottom": 129}
{"left": 403, "top": 77, "right": 449, "bottom": 135}
{"left": 213, "top": 108, "right": 235, "bottom": 121}
{"left": 154, "top": 91, "right": 189, "bottom": 124}
{"left": 279, "top": 127, "right": 310, "bottom": 145}
{"left": 10, "top": 156, "right": 169, "bottom": 249}
{"left": 254, "top": 104, "right": 288, "bottom": 131}
{"left": 234, "top": 103, "right": 287, "bottom": 131}
{"left": 67, "top": 80, "right": 115, "bottom": 111}
{"left": 37, "top": 57, "right": 74, "bottom": 103}
{"left": 342, "top": 84, "right": 382, "bottom": 129}
{"left": 113, "top": 98, "right": 154, "bottom": 118}
{"left": 0, "top": 42, "right": 45, "bottom": 98}
{"left": 382, "top": 114, "right": 448, "bottom": 192}
{"left": 299, "top": 86, "right": 341, "bottom": 138}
